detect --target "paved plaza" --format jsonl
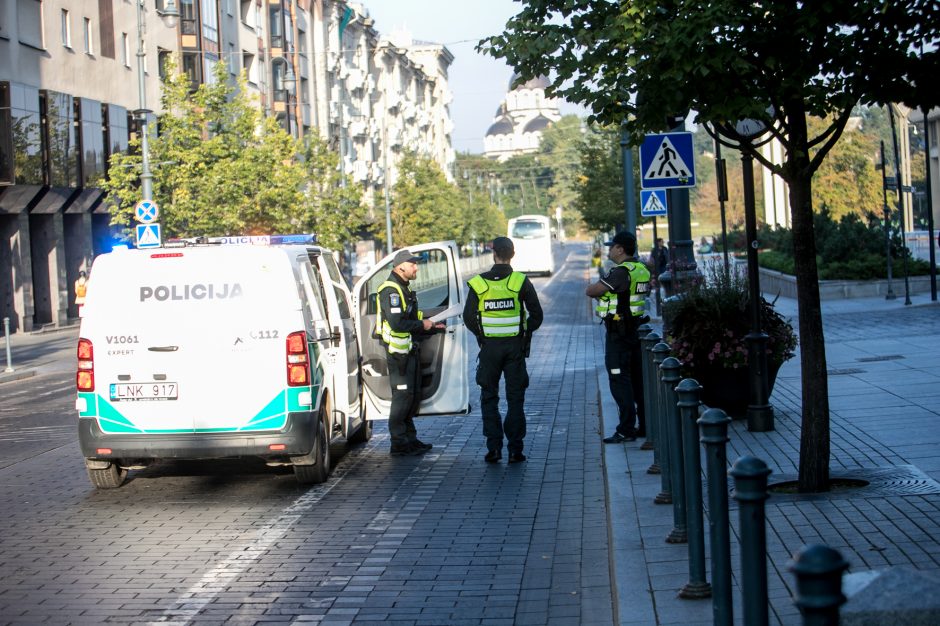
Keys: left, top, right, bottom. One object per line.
{"left": 0, "top": 243, "right": 938, "bottom": 625}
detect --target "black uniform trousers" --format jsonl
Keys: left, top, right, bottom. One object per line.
{"left": 605, "top": 324, "right": 645, "bottom": 438}
{"left": 477, "top": 337, "right": 529, "bottom": 455}
{"left": 387, "top": 350, "right": 421, "bottom": 447}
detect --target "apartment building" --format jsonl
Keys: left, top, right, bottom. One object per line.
{"left": 0, "top": 0, "right": 454, "bottom": 333}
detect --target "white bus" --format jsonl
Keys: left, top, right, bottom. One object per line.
{"left": 508, "top": 214, "right": 555, "bottom": 276}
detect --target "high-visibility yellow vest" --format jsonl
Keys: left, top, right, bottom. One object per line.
{"left": 595, "top": 261, "right": 651, "bottom": 319}
{"left": 376, "top": 280, "right": 422, "bottom": 353}
{"left": 468, "top": 272, "right": 526, "bottom": 337}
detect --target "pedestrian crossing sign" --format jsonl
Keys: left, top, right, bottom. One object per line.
{"left": 640, "top": 190, "right": 668, "bottom": 217}
{"left": 639, "top": 132, "right": 696, "bottom": 189}
{"left": 136, "top": 223, "right": 162, "bottom": 249}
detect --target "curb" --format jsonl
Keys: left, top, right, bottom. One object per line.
{"left": 0, "top": 369, "right": 37, "bottom": 385}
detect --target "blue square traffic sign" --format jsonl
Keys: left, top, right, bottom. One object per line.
{"left": 639, "top": 132, "right": 696, "bottom": 189}
{"left": 136, "top": 223, "right": 162, "bottom": 249}
{"left": 640, "top": 190, "right": 668, "bottom": 217}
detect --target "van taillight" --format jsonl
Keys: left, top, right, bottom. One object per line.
{"left": 77, "top": 338, "right": 95, "bottom": 392}
{"left": 286, "top": 331, "right": 309, "bottom": 386}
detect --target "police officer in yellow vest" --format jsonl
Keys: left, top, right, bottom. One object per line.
{"left": 463, "top": 237, "right": 543, "bottom": 464}
{"left": 377, "top": 249, "right": 445, "bottom": 457}
{"left": 586, "top": 232, "right": 651, "bottom": 443}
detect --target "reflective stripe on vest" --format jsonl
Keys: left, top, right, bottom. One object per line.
{"left": 468, "top": 272, "right": 526, "bottom": 337}
{"left": 596, "top": 261, "right": 651, "bottom": 319}
{"left": 376, "top": 280, "right": 417, "bottom": 353}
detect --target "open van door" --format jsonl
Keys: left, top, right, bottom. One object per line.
{"left": 354, "top": 241, "right": 469, "bottom": 420}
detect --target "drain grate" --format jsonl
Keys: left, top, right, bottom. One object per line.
{"left": 827, "top": 368, "right": 866, "bottom": 375}
{"left": 856, "top": 354, "right": 905, "bottom": 363}
{"left": 728, "top": 465, "right": 940, "bottom": 504}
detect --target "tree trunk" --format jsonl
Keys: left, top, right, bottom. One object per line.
{"left": 786, "top": 110, "right": 831, "bottom": 493}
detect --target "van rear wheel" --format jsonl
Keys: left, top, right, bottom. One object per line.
{"left": 294, "top": 409, "right": 331, "bottom": 485}
{"left": 87, "top": 463, "right": 127, "bottom": 489}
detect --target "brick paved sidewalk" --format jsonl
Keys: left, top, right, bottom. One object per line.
{"left": 601, "top": 273, "right": 940, "bottom": 625}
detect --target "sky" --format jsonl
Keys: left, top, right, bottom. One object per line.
{"left": 363, "top": 0, "right": 586, "bottom": 155}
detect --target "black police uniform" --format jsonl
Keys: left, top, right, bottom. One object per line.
{"left": 378, "top": 271, "right": 434, "bottom": 454}
{"left": 463, "top": 263, "right": 543, "bottom": 460}
{"left": 601, "top": 265, "right": 646, "bottom": 439}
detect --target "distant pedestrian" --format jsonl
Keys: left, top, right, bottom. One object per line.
{"left": 651, "top": 238, "right": 669, "bottom": 277}
{"left": 375, "top": 250, "right": 445, "bottom": 457}
{"left": 586, "top": 232, "right": 651, "bottom": 443}
{"left": 74, "top": 271, "right": 88, "bottom": 315}
{"left": 464, "top": 237, "right": 543, "bottom": 464}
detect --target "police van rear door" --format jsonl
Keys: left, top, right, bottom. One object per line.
{"left": 353, "top": 241, "right": 469, "bottom": 419}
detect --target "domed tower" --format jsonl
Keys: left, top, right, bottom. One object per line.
{"left": 483, "top": 74, "right": 562, "bottom": 160}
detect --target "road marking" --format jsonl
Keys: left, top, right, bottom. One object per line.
{"left": 542, "top": 258, "right": 568, "bottom": 291}
{"left": 149, "top": 437, "right": 384, "bottom": 626}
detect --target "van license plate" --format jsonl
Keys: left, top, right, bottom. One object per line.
{"left": 109, "top": 383, "right": 179, "bottom": 402}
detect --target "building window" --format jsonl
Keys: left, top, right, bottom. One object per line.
{"left": 83, "top": 17, "right": 93, "bottom": 55}
{"left": 180, "top": 0, "right": 197, "bottom": 35}
{"left": 17, "top": 0, "right": 44, "bottom": 49}
{"left": 158, "top": 49, "right": 171, "bottom": 80}
{"left": 121, "top": 33, "right": 130, "bottom": 67}
{"left": 243, "top": 51, "right": 256, "bottom": 84}
{"left": 228, "top": 43, "right": 237, "bottom": 75}
{"left": 61, "top": 9, "right": 71, "bottom": 48}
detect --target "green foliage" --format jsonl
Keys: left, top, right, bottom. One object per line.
{"left": 391, "top": 151, "right": 464, "bottom": 247}
{"left": 663, "top": 269, "right": 797, "bottom": 373}
{"left": 103, "top": 61, "right": 365, "bottom": 245}
{"left": 723, "top": 208, "right": 932, "bottom": 279}
{"left": 573, "top": 125, "right": 623, "bottom": 231}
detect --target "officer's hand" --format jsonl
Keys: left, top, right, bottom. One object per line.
{"left": 433, "top": 322, "right": 446, "bottom": 331}
{"left": 422, "top": 319, "right": 434, "bottom": 331}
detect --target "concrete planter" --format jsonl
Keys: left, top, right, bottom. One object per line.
{"left": 758, "top": 267, "right": 935, "bottom": 301}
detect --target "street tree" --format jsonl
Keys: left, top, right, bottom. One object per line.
{"left": 574, "top": 125, "right": 623, "bottom": 232}
{"left": 104, "top": 62, "right": 364, "bottom": 245}
{"left": 391, "top": 151, "right": 463, "bottom": 247}
{"left": 482, "top": 0, "right": 937, "bottom": 492}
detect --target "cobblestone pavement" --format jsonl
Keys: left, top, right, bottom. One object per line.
{"left": 0, "top": 244, "right": 620, "bottom": 625}
{"left": 604, "top": 268, "right": 940, "bottom": 625}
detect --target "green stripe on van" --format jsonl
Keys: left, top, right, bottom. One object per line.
{"left": 86, "top": 384, "right": 319, "bottom": 434}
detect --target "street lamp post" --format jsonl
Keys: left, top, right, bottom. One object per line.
{"left": 135, "top": 0, "right": 179, "bottom": 202}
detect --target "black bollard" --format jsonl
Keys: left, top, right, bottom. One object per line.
{"left": 699, "top": 408, "right": 734, "bottom": 626}
{"left": 637, "top": 323, "right": 654, "bottom": 451}
{"left": 789, "top": 544, "right": 848, "bottom": 626}
{"left": 730, "top": 456, "right": 772, "bottom": 626}
{"left": 677, "top": 378, "right": 711, "bottom": 599}
{"left": 641, "top": 330, "right": 661, "bottom": 462}
{"left": 662, "top": 357, "right": 687, "bottom": 544}
{"left": 652, "top": 342, "right": 672, "bottom": 503}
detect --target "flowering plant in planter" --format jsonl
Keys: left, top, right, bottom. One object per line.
{"left": 663, "top": 269, "right": 797, "bottom": 377}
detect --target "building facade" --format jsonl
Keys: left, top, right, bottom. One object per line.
{"left": 0, "top": 0, "right": 454, "bottom": 333}
{"left": 483, "top": 74, "right": 561, "bottom": 162}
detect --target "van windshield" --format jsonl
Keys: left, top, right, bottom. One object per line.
{"left": 511, "top": 221, "right": 547, "bottom": 239}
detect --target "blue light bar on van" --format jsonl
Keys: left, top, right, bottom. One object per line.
{"left": 208, "top": 234, "right": 317, "bottom": 246}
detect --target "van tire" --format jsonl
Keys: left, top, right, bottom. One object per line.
{"left": 294, "top": 409, "right": 330, "bottom": 485}
{"left": 87, "top": 463, "right": 127, "bottom": 489}
{"left": 348, "top": 418, "right": 372, "bottom": 444}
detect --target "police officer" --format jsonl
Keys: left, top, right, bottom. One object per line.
{"left": 376, "top": 249, "right": 445, "bottom": 457}
{"left": 586, "top": 232, "right": 651, "bottom": 443}
{"left": 464, "top": 237, "right": 543, "bottom": 463}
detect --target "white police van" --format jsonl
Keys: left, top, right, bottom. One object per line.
{"left": 76, "top": 236, "right": 468, "bottom": 489}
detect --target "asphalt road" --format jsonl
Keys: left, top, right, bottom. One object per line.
{"left": 0, "top": 242, "right": 615, "bottom": 626}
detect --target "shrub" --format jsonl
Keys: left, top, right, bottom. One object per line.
{"left": 663, "top": 269, "right": 797, "bottom": 375}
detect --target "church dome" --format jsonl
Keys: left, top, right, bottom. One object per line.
{"left": 523, "top": 115, "right": 552, "bottom": 133}
{"left": 486, "top": 117, "right": 514, "bottom": 136}
{"left": 508, "top": 73, "right": 551, "bottom": 91}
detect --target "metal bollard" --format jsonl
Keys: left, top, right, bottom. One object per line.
{"left": 652, "top": 342, "right": 672, "bottom": 504}
{"left": 731, "top": 456, "right": 772, "bottom": 626}
{"left": 3, "top": 317, "right": 13, "bottom": 373}
{"left": 699, "top": 408, "right": 734, "bottom": 626}
{"left": 641, "top": 330, "right": 661, "bottom": 463}
{"left": 662, "top": 356, "right": 687, "bottom": 544}
{"left": 676, "top": 378, "right": 710, "bottom": 598}
{"left": 637, "top": 323, "right": 654, "bottom": 451}
{"left": 789, "top": 544, "right": 848, "bottom": 626}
